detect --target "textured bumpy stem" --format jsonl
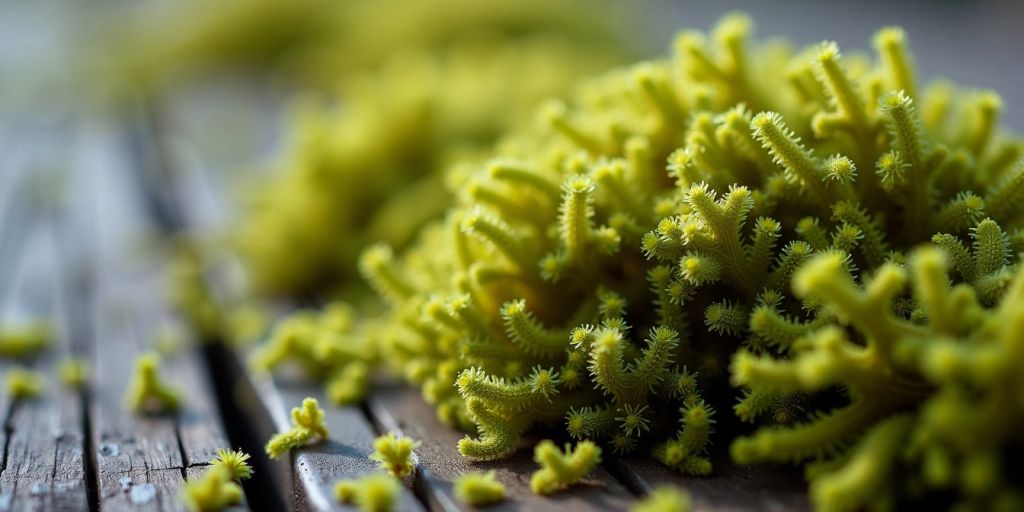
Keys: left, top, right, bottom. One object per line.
{"left": 501, "top": 299, "right": 568, "bottom": 359}
{"left": 810, "top": 415, "right": 913, "bottom": 512}
{"left": 985, "top": 159, "right": 1024, "bottom": 222}
{"left": 967, "top": 92, "right": 1001, "bottom": 157}
{"left": 559, "top": 176, "right": 595, "bottom": 268}
{"left": 487, "top": 160, "right": 562, "bottom": 200}
{"left": 685, "top": 184, "right": 759, "bottom": 296}
{"left": 873, "top": 27, "right": 917, "bottom": 100}
{"left": 752, "top": 112, "right": 840, "bottom": 206}
{"left": 831, "top": 201, "right": 890, "bottom": 268}
{"left": 462, "top": 210, "right": 532, "bottom": 267}
{"left": 881, "top": 91, "right": 929, "bottom": 240}
{"left": 749, "top": 306, "right": 823, "bottom": 350}
{"left": 732, "top": 398, "right": 880, "bottom": 463}
{"left": 456, "top": 367, "right": 558, "bottom": 414}
{"left": 589, "top": 326, "right": 678, "bottom": 404}
{"left": 458, "top": 398, "right": 527, "bottom": 461}
{"left": 971, "top": 219, "right": 1009, "bottom": 277}
{"left": 360, "top": 245, "right": 416, "bottom": 304}
{"left": 935, "top": 192, "right": 985, "bottom": 234}
{"left": 814, "top": 42, "right": 871, "bottom": 136}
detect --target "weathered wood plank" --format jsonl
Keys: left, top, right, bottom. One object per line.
{"left": 90, "top": 301, "right": 185, "bottom": 511}
{"left": 1, "top": 391, "right": 89, "bottom": 511}
{"left": 84, "top": 115, "right": 246, "bottom": 511}
{"left": 0, "top": 222, "right": 89, "bottom": 511}
{"left": 84, "top": 115, "right": 189, "bottom": 512}
{"left": 369, "top": 379, "right": 635, "bottom": 512}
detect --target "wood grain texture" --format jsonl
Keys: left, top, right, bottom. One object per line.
{"left": 85, "top": 115, "right": 246, "bottom": 511}
{"left": 369, "top": 379, "right": 635, "bottom": 512}
{"left": 0, "top": 222, "right": 89, "bottom": 511}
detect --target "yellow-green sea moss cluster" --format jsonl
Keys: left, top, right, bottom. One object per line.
{"left": 734, "top": 248, "right": 1024, "bottom": 511}
{"left": 352, "top": 13, "right": 1024, "bottom": 508}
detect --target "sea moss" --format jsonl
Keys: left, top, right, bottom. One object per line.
{"left": 349, "top": 13, "right": 1024, "bottom": 507}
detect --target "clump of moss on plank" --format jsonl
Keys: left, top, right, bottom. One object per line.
{"left": 350, "top": 13, "right": 1024, "bottom": 509}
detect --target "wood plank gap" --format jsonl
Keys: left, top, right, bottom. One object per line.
{"left": 81, "top": 387, "right": 100, "bottom": 512}
{"left": 172, "top": 422, "right": 190, "bottom": 481}
{"left": 198, "top": 343, "right": 289, "bottom": 510}
{"left": 0, "top": 405, "right": 14, "bottom": 477}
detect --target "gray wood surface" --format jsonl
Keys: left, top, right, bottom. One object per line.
{"left": 85, "top": 115, "right": 246, "bottom": 511}
{"left": 0, "top": 223, "right": 89, "bottom": 511}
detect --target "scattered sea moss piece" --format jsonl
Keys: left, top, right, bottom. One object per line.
{"left": 58, "top": 358, "right": 90, "bottom": 388}
{"left": 5, "top": 367, "right": 43, "bottom": 399}
{"left": 453, "top": 471, "right": 506, "bottom": 506}
{"left": 334, "top": 473, "right": 400, "bottom": 512}
{"left": 154, "top": 323, "right": 187, "bottom": 356}
{"left": 369, "top": 433, "right": 420, "bottom": 477}
{"left": 0, "top": 322, "right": 50, "bottom": 358}
{"left": 125, "top": 352, "right": 182, "bottom": 414}
{"left": 211, "top": 448, "right": 253, "bottom": 482}
{"left": 530, "top": 440, "right": 601, "bottom": 495}
{"left": 631, "top": 487, "right": 692, "bottom": 512}
{"left": 265, "top": 397, "right": 329, "bottom": 458}
{"left": 181, "top": 466, "right": 243, "bottom": 512}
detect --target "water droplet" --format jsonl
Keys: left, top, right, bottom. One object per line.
{"left": 129, "top": 484, "right": 156, "bottom": 504}
{"left": 119, "top": 476, "right": 133, "bottom": 492}
{"left": 99, "top": 443, "right": 119, "bottom": 458}
{"left": 30, "top": 482, "right": 47, "bottom": 496}
{"left": 0, "top": 493, "right": 11, "bottom": 511}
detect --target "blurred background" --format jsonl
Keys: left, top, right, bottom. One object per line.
{"left": 1, "top": 0, "right": 1022, "bottom": 294}
{"left": 2, "top": 0, "right": 1021, "bottom": 151}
